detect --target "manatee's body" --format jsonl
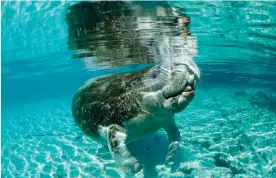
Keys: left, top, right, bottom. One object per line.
{"left": 72, "top": 67, "right": 150, "bottom": 138}
{"left": 72, "top": 61, "right": 200, "bottom": 173}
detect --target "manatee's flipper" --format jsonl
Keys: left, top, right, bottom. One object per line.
{"left": 107, "top": 125, "right": 142, "bottom": 173}
{"left": 164, "top": 122, "right": 180, "bottom": 164}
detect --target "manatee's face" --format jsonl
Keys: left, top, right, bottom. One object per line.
{"left": 160, "top": 61, "right": 200, "bottom": 113}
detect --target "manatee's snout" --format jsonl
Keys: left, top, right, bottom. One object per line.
{"left": 162, "top": 64, "right": 196, "bottom": 99}
{"left": 162, "top": 62, "right": 200, "bottom": 112}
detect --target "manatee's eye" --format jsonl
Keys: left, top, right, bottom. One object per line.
{"left": 151, "top": 73, "right": 157, "bottom": 79}
{"left": 148, "top": 66, "right": 160, "bottom": 79}
{"left": 131, "top": 81, "right": 137, "bottom": 87}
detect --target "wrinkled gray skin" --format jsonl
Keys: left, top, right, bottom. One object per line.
{"left": 72, "top": 59, "right": 200, "bottom": 173}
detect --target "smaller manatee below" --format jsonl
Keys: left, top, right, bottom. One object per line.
{"left": 249, "top": 91, "right": 269, "bottom": 106}
{"left": 248, "top": 91, "right": 276, "bottom": 113}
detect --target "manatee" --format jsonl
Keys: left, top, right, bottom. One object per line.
{"left": 72, "top": 60, "right": 200, "bottom": 173}
{"left": 69, "top": 1, "right": 200, "bottom": 174}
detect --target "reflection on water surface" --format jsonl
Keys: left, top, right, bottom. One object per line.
{"left": 66, "top": 1, "right": 196, "bottom": 69}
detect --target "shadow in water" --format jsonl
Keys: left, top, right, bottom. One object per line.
{"left": 91, "top": 132, "right": 189, "bottom": 177}
{"left": 128, "top": 132, "right": 185, "bottom": 178}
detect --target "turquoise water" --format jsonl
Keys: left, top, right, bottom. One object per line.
{"left": 1, "top": 1, "right": 276, "bottom": 178}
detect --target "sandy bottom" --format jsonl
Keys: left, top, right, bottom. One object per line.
{"left": 1, "top": 86, "right": 276, "bottom": 178}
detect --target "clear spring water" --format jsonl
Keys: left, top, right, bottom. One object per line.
{"left": 1, "top": 1, "right": 276, "bottom": 178}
